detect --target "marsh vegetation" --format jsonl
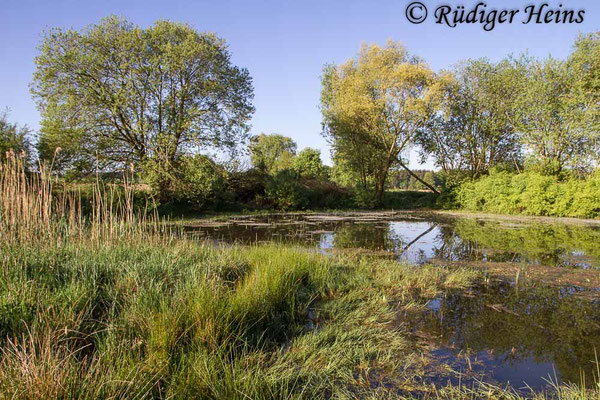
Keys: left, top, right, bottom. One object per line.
{"left": 1, "top": 14, "right": 600, "bottom": 400}
{"left": 2, "top": 155, "right": 600, "bottom": 399}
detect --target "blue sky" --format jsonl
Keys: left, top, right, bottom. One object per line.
{"left": 2, "top": 0, "right": 599, "bottom": 167}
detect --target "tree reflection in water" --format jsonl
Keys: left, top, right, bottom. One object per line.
{"left": 412, "top": 282, "right": 600, "bottom": 389}
{"left": 186, "top": 213, "right": 600, "bottom": 268}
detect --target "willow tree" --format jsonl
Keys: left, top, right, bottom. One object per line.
{"left": 569, "top": 32, "right": 600, "bottom": 169}
{"left": 321, "top": 41, "right": 443, "bottom": 203}
{"left": 419, "top": 58, "right": 522, "bottom": 178}
{"left": 513, "top": 56, "right": 595, "bottom": 174}
{"left": 32, "top": 16, "right": 254, "bottom": 199}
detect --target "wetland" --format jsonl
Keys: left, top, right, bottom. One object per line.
{"left": 184, "top": 211, "right": 600, "bottom": 392}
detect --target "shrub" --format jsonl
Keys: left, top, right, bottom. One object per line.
{"left": 382, "top": 191, "right": 437, "bottom": 209}
{"left": 265, "top": 169, "right": 307, "bottom": 210}
{"left": 303, "top": 179, "right": 353, "bottom": 209}
{"left": 146, "top": 154, "right": 226, "bottom": 209}
{"left": 175, "top": 155, "right": 226, "bottom": 208}
{"left": 224, "top": 168, "right": 268, "bottom": 209}
{"left": 293, "top": 148, "right": 326, "bottom": 180}
{"left": 454, "top": 170, "right": 600, "bottom": 218}
{"left": 350, "top": 185, "right": 377, "bottom": 208}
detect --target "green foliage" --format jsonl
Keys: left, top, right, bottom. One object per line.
{"left": 224, "top": 168, "right": 267, "bottom": 209}
{"left": 0, "top": 111, "right": 31, "bottom": 163}
{"left": 293, "top": 148, "right": 326, "bottom": 179}
{"left": 388, "top": 169, "right": 441, "bottom": 191}
{"left": 512, "top": 56, "right": 595, "bottom": 174}
{"left": 32, "top": 16, "right": 254, "bottom": 194}
{"left": 329, "top": 151, "right": 368, "bottom": 189}
{"left": 454, "top": 170, "right": 600, "bottom": 218}
{"left": 420, "top": 58, "right": 521, "bottom": 177}
{"left": 249, "top": 133, "right": 297, "bottom": 174}
{"left": 419, "top": 35, "right": 600, "bottom": 178}
{"left": 264, "top": 169, "right": 307, "bottom": 211}
{"left": 381, "top": 190, "right": 437, "bottom": 209}
{"left": 568, "top": 32, "right": 600, "bottom": 168}
{"left": 304, "top": 180, "right": 354, "bottom": 209}
{"left": 321, "top": 40, "right": 444, "bottom": 203}
{"left": 37, "top": 116, "right": 92, "bottom": 177}
{"left": 147, "top": 154, "right": 226, "bottom": 209}
{"left": 351, "top": 185, "right": 378, "bottom": 208}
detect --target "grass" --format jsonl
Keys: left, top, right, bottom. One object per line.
{"left": 0, "top": 150, "right": 162, "bottom": 244}
{"left": 0, "top": 240, "right": 480, "bottom": 399}
{"left": 3, "top": 241, "right": 599, "bottom": 399}
{"left": 1, "top": 153, "right": 600, "bottom": 399}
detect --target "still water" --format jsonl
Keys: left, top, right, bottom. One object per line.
{"left": 185, "top": 212, "right": 600, "bottom": 269}
{"left": 406, "top": 282, "right": 600, "bottom": 391}
{"left": 185, "top": 212, "right": 600, "bottom": 391}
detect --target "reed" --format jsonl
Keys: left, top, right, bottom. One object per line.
{"left": 0, "top": 150, "right": 162, "bottom": 244}
{"left": 1, "top": 152, "right": 598, "bottom": 399}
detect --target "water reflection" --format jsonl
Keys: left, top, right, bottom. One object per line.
{"left": 184, "top": 213, "right": 600, "bottom": 269}
{"left": 184, "top": 213, "right": 600, "bottom": 390}
{"left": 410, "top": 282, "right": 600, "bottom": 390}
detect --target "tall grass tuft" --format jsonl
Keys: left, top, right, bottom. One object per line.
{"left": 0, "top": 150, "right": 162, "bottom": 244}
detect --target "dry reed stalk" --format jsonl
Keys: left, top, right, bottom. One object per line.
{"left": 0, "top": 151, "right": 165, "bottom": 245}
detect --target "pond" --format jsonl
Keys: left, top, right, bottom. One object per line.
{"left": 184, "top": 212, "right": 600, "bottom": 269}
{"left": 184, "top": 211, "right": 600, "bottom": 391}
{"left": 403, "top": 281, "right": 600, "bottom": 392}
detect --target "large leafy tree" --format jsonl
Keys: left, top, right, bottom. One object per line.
{"left": 293, "top": 148, "right": 326, "bottom": 179}
{"left": 420, "top": 58, "right": 522, "bottom": 178}
{"left": 568, "top": 32, "right": 600, "bottom": 169}
{"left": 321, "top": 41, "right": 443, "bottom": 203}
{"left": 512, "top": 56, "right": 595, "bottom": 174}
{"left": 249, "top": 133, "right": 297, "bottom": 174}
{"left": 32, "top": 16, "right": 254, "bottom": 198}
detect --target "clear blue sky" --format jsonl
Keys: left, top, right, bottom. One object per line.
{"left": 2, "top": 0, "right": 599, "bottom": 167}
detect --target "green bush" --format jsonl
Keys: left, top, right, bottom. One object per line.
{"left": 224, "top": 168, "right": 268, "bottom": 209}
{"left": 454, "top": 170, "right": 600, "bottom": 218}
{"left": 265, "top": 169, "right": 308, "bottom": 210}
{"left": 382, "top": 191, "right": 437, "bottom": 209}
{"left": 176, "top": 155, "right": 226, "bottom": 208}
{"left": 293, "top": 148, "right": 326, "bottom": 180}
{"left": 351, "top": 185, "right": 378, "bottom": 208}
{"left": 303, "top": 179, "right": 353, "bottom": 209}
{"left": 147, "top": 154, "right": 226, "bottom": 209}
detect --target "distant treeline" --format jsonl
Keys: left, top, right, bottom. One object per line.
{"left": 1, "top": 16, "right": 599, "bottom": 216}
{"left": 388, "top": 170, "right": 439, "bottom": 191}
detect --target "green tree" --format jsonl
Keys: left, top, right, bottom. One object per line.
{"left": 0, "top": 111, "right": 32, "bottom": 164}
{"left": 31, "top": 16, "right": 254, "bottom": 199}
{"left": 293, "top": 148, "right": 325, "bottom": 179}
{"left": 568, "top": 32, "right": 600, "bottom": 169}
{"left": 166, "top": 154, "right": 225, "bottom": 208}
{"left": 420, "top": 58, "right": 522, "bottom": 178}
{"left": 249, "top": 133, "right": 297, "bottom": 174}
{"left": 513, "top": 56, "right": 594, "bottom": 175}
{"left": 265, "top": 169, "right": 307, "bottom": 210}
{"left": 423, "top": 171, "right": 435, "bottom": 188}
{"left": 321, "top": 41, "right": 443, "bottom": 204}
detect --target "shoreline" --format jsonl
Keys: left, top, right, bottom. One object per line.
{"left": 431, "top": 209, "right": 600, "bottom": 226}
{"left": 181, "top": 208, "right": 600, "bottom": 226}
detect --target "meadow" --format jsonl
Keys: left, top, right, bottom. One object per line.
{"left": 2, "top": 152, "right": 600, "bottom": 400}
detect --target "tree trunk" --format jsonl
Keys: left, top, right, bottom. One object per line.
{"left": 397, "top": 161, "right": 440, "bottom": 194}
{"left": 374, "top": 167, "right": 389, "bottom": 206}
{"left": 375, "top": 178, "right": 385, "bottom": 206}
